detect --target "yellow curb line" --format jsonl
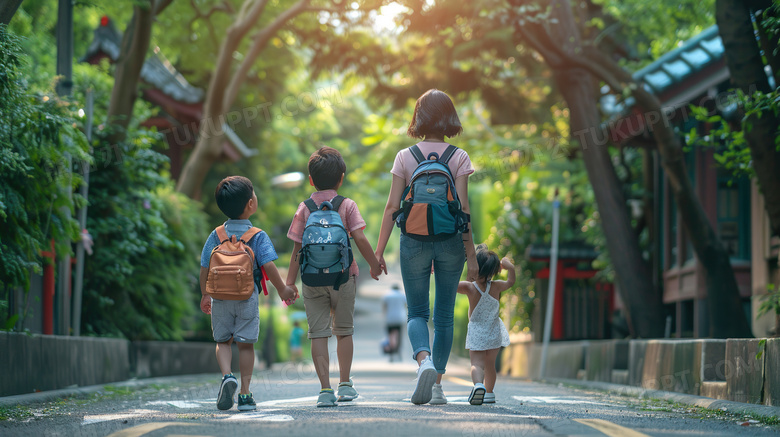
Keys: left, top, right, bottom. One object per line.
{"left": 106, "top": 422, "right": 198, "bottom": 437}
{"left": 575, "top": 418, "right": 651, "bottom": 437}
{"left": 444, "top": 375, "right": 476, "bottom": 387}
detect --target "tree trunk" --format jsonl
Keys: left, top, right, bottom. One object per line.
{"left": 536, "top": 0, "right": 666, "bottom": 338}
{"left": 716, "top": 0, "right": 780, "bottom": 238}
{"left": 176, "top": 0, "right": 313, "bottom": 198}
{"left": 555, "top": 39, "right": 754, "bottom": 337}
{"left": 106, "top": 2, "right": 154, "bottom": 145}
{"left": 0, "top": 0, "right": 23, "bottom": 25}
{"left": 174, "top": 123, "right": 224, "bottom": 199}
{"left": 556, "top": 69, "right": 665, "bottom": 338}
{"left": 622, "top": 71, "right": 754, "bottom": 339}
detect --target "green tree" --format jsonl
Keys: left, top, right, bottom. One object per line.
{"left": 0, "top": 25, "right": 89, "bottom": 328}
{"left": 715, "top": 0, "right": 780, "bottom": 237}
{"left": 175, "top": 0, "right": 378, "bottom": 198}
{"left": 72, "top": 64, "right": 209, "bottom": 340}
{"left": 511, "top": 0, "right": 751, "bottom": 337}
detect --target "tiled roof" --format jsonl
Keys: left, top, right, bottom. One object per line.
{"left": 601, "top": 25, "right": 727, "bottom": 115}
{"left": 81, "top": 19, "right": 205, "bottom": 105}
{"left": 635, "top": 26, "right": 724, "bottom": 94}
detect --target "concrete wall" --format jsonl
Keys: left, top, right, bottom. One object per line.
{"left": 131, "top": 341, "right": 260, "bottom": 378}
{"left": 500, "top": 337, "right": 778, "bottom": 406}
{"left": 1, "top": 332, "right": 130, "bottom": 397}
{"left": 726, "top": 339, "right": 765, "bottom": 404}
{"left": 1, "top": 334, "right": 264, "bottom": 397}
{"left": 765, "top": 338, "right": 780, "bottom": 406}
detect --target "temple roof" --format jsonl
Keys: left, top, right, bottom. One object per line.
{"left": 81, "top": 18, "right": 205, "bottom": 105}
{"left": 600, "top": 25, "right": 729, "bottom": 116}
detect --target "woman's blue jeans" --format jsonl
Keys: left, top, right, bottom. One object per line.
{"left": 400, "top": 233, "right": 465, "bottom": 374}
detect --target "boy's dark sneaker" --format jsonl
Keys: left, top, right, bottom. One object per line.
{"left": 237, "top": 393, "right": 257, "bottom": 411}
{"left": 217, "top": 373, "right": 238, "bottom": 410}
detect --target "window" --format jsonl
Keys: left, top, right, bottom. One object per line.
{"left": 716, "top": 170, "right": 751, "bottom": 260}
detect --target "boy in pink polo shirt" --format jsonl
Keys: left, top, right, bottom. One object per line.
{"left": 286, "top": 146, "right": 382, "bottom": 407}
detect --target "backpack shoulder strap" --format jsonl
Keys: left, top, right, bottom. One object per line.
{"left": 303, "top": 198, "right": 318, "bottom": 213}
{"left": 409, "top": 145, "right": 425, "bottom": 164}
{"left": 240, "top": 227, "right": 262, "bottom": 244}
{"left": 440, "top": 145, "right": 458, "bottom": 165}
{"left": 330, "top": 195, "right": 346, "bottom": 211}
{"left": 215, "top": 225, "right": 229, "bottom": 243}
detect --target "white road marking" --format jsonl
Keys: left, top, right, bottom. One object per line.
{"left": 225, "top": 412, "right": 294, "bottom": 421}
{"left": 146, "top": 400, "right": 203, "bottom": 409}
{"left": 512, "top": 396, "right": 609, "bottom": 406}
{"left": 255, "top": 396, "right": 318, "bottom": 406}
{"left": 81, "top": 409, "right": 157, "bottom": 426}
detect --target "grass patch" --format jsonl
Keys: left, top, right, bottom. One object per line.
{"left": 633, "top": 398, "right": 780, "bottom": 426}
{"left": 0, "top": 405, "right": 33, "bottom": 422}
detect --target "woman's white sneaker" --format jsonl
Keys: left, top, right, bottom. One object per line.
{"left": 484, "top": 392, "right": 496, "bottom": 403}
{"left": 411, "top": 357, "right": 437, "bottom": 404}
{"left": 430, "top": 383, "right": 447, "bottom": 404}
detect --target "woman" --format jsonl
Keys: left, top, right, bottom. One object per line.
{"left": 375, "top": 89, "right": 478, "bottom": 405}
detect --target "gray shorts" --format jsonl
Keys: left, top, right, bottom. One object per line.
{"left": 210, "top": 291, "right": 259, "bottom": 343}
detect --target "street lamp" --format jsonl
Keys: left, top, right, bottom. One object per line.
{"left": 271, "top": 172, "right": 305, "bottom": 189}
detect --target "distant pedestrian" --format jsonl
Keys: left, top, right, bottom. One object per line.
{"left": 200, "top": 176, "right": 298, "bottom": 412}
{"left": 290, "top": 321, "right": 305, "bottom": 363}
{"left": 375, "top": 89, "right": 478, "bottom": 405}
{"left": 286, "top": 146, "right": 382, "bottom": 407}
{"left": 458, "top": 244, "right": 515, "bottom": 405}
{"left": 382, "top": 284, "right": 407, "bottom": 361}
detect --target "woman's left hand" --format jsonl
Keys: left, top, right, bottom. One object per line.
{"left": 466, "top": 255, "right": 478, "bottom": 282}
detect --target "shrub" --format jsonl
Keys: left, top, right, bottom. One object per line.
{"left": 0, "top": 25, "right": 89, "bottom": 329}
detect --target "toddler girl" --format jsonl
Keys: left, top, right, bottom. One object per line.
{"left": 458, "top": 244, "right": 515, "bottom": 405}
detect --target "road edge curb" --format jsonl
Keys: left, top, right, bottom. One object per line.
{"left": 538, "top": 377, "right": 780, "bottom": 420}
{"left": 0, "top": 374, "right": 219, "bottom": 408}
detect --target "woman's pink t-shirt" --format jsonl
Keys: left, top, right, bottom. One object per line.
{"left": 390, "top": 141, "right": 475, "bottom": 185}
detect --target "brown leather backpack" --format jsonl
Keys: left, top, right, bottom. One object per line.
{"left": 206, "top": 225, "right": 262, "bottom": 300}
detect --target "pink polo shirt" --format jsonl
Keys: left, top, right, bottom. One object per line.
{"left": 390, "top": 141, "right": 475, "bottom": 185}
{"left": 287, "top": 189, "right": 365, "bottom": 277}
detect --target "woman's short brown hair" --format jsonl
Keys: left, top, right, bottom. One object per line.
{"left": 407, "top": 89, "right": 463, "bottom": 139}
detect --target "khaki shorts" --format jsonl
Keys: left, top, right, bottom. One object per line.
{"left": 302, "top": 276, "right": 356, "bottom": 338}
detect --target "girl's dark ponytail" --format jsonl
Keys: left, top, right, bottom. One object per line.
{"left": 476, "top": 244, "right": 501, "bottom": 281}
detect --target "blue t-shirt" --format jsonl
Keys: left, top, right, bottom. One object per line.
{"left": 290, "top": 327, "right": 304, "bottom": 348}
{"left": 201, "top": 219, "right": 278, "bottom": 294}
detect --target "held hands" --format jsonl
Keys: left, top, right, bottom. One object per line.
{"left": 375, "top": 252, "right": 388, "bottom": 276}
{"left": 280, "top": 284, "right": 299, "bottom": 306}
{"left": 200, "top": 295, "right": 212, "bottom": 315}
{"left": 370, "top": 260, "right": 382, "bottom": 281}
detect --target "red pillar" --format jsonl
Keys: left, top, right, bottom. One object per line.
{"left": 553, "top": 260, "right": 565, "bottom": 340}
{"left": 42, "top": 240, "right": 56, "bottom": 335}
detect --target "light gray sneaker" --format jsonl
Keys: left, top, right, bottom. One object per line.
{"left": 337, "top": 379, "right": 359, "bottom": 401}
{"left": 430, "top": 383, "right": 447, "bottom": 405}
{"left": 469, "top": 382, "right": 486, "bottom": 405}
{"left": 484, "top": 392, "right": 496, "bottom": 403}
{"left": 317, "top": 389, "right": 337, "bottom": 407}
{"left": 411, "top": 357, "right": 437, "bottom": 405}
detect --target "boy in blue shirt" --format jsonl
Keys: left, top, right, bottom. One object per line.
{"left": 200, "top": 176, "right": 297, "bottom": 411}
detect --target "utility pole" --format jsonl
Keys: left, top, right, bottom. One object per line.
{"left": 72, "top": 90, "right": 93, "bottom": 336}
{"left": 539, "top": 188, "right": 561, "bottom": 379}
{"left": 56, "top": 0, "right": 73, "bottom": 335}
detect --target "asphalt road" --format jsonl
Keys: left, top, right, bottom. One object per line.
{"left": 2, "top": 291, "right": 779, "bottom": 437}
